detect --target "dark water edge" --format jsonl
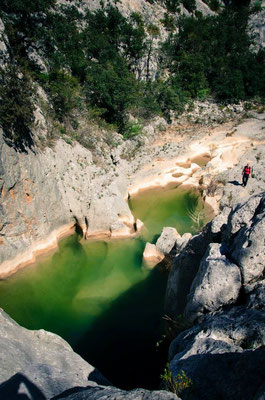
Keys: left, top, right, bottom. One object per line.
{"left": 74, "top": 267, "right": 169, "bottom": 390}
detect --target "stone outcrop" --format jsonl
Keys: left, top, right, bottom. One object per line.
{"left": 53, "top": 386, "right": 180, "bottom": 400}
{"left": 143, "top": 242, "right": 164, "bottom": 268}
{"left": 168, "top": 306, "right": 265, "bottom": 400}
{"left": 0, "top": 127, "right": 141, "bottom": 277}
{"left": 249, "top": 0, "right": 265, "bottom": 48}
{"left": 143, "top": 228, "right": 185, "bottom": 268}
{"left": 0, "top": 309, "right": 108, "bottom": 399}
{"left": 156, "top": 227, "right": 180, "bottom": 256}
{"left": 0, "top": 309, "right": 180, "bottom": 400}
{"left": 164, "top": 193, "right": 265, "bottom": 400}
{"left": 184, "top": 243, "right": 241, "bottom": 323}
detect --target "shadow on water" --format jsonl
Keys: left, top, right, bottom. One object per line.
{"left": 74, "top": 266, "right": 168, "bottom": 391}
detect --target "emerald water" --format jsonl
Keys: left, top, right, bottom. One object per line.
{"left": 0, "top": 187, "right": 211, "bottom": 389}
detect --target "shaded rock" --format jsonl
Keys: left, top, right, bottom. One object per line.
{"left": 53, "top": 386, "right": 180, "bottom": 400}
{"left": 174, "top": 233, "right": 192, "bottom": 254}
{"left": 225, "top": 192, "right": 264, "bottom": 241}
{"left": 168, "top": 307, "right": 265, "bottom": 400}
{"left": 210, "top": 206, "right": 231, "bottom": 235}
{"left": 165, "top": 193, "right": 265, "bottom": 400}
{"left": 184, "top": 243, "right": 241, "bottom": 323}
{"left": 0, "top": 309, "right": 109, "bottom": 400}
{"left": 156, "top": 227, "right": 180, "bottom": 256}
{"left": 135, "top": 218, "right": 144, "bottom": 233}
{"left": 247, "top": 280, "right": 265, "bottom": 310}
{"left": 165, "top": 223, "right": 214, "bottom": 319}
{"left": 230, "top": 196, "right": 265, "bottom": 284}
{"left": 0, "top": 309, "right": 180, "bottom": 400}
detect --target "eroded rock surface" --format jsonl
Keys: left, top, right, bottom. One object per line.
{"left": 156, "top": 227, "right": 180, "bottom": 256}
{"left": 165, "top": 193, "right": 265, "bottom": 400}
{"left": 184, "top": 243, "right": 241, "bottom": 323}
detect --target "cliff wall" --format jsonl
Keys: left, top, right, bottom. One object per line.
{"left": 164, "top": 192, "right": 265, "bottom": 400}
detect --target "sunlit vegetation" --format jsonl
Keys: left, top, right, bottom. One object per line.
{"left": 0, "top": 0, "right": 264, "bottom": 146}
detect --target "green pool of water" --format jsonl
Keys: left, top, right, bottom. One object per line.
{"left": 0, "top": 187, "right": 211, "bottom": 389}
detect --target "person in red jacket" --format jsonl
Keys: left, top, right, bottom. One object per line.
{"left": 242, "top": 163, "right": 251, "bottom": 187}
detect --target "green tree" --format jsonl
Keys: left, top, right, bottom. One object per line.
{"left": 0, "top": 64, "right": 35, "bottom": 145}
{"left": 85, "top": 58, "right": 139, "bottom": 130}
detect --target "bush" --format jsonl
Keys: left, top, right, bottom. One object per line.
{"left": 123, "top": 121, "right": 142, "bottom": 139}
{"left": 161, "top": 364, "right": 193, "bottom": 395}
{"left": 39, "top": 71, "right": 82, "bottom": 123}
{"left": 85, "top": 58, "right": 139, "bottom": 131}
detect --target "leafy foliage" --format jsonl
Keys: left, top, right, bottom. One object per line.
{"left": 161, "top": 364, "right": 193, "bottom": 395}
{"left": 0, "top": 64, "right": 35, "bottom": 145}
{"left": 162, "top": 5, "right": 265, "bottom": 102}
{"left": 0, "top": 0, "right": 264, "bottom": 147}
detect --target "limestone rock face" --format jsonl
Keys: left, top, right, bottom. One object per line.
{"left": 249, "top": 0, "right": 265, "bottom": 48}
{"left": 210, "top": 206, "right": 230, "bottom": 235}
{"left": 165, "top": 224, "right": 214, "bottom": 319}
{"left": 184, "top": 243, "right": 241, "bottom": 323}
{"left": 0, "top": 128, "right": 135, "bottom": 276}
{"left": 231, "top": 205, "right": 265, "bottom": 285}
{"left": 225, "top": 193, "right": 264, "bottom": 239}
{"left": 165, "top": 193, "right": 265, "bottom": 400}
{"left": 174, "top": 233, "right": 192, "bottom": 254}
{"left": 156, "top": 227, "right": 180, "bottom": 256}
{"left": 168, "top": 307, "right": 265, "bottom": 400}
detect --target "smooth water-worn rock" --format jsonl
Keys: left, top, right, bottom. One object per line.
{"left": 0, "top": 127, "right": 138, "bottom": 276}
{"left": 143, "top": 242, "right": 164, "bottom": 268}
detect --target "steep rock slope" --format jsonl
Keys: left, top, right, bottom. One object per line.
{"left": 0, "top": 126, "right": 138, "bottom": 277}
{"left": 165, "top": 193, "right": 265, "bottom": 400}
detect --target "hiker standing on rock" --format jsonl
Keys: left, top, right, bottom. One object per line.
{"left": 242, "top": 163, "right": 252, "bottom": 187}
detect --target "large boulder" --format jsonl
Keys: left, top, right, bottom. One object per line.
{"left": 184, "top": 243, "right": 241, "bottom": 323}
{"left": 225, "top": 193, "right": 265, "bottom": 240}
{"left": 230, "top": 198, "right": 265, "bottom": 285}
{"left": 156, "top": 227, "right": 180, "bottom": 256}
{"left": 143, "top": 242, "right": 164, "bottom": 268}
{"left": 165, "top": 223, "right": 214, "bottom": 319}
{"left": 168, "top": 307, "right": 265, "bottom": 400}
